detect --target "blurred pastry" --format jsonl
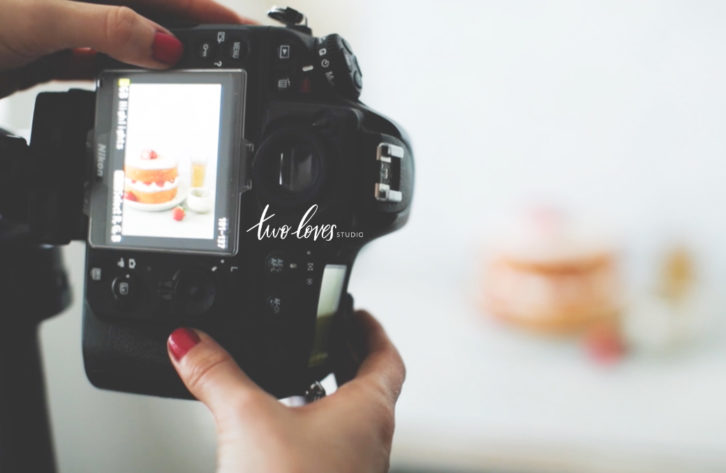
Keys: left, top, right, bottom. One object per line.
{"left": 480, "top": 207, "right": 622, "bottom": 335}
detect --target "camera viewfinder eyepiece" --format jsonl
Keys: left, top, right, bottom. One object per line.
{"left": 254, "top": 130, "right": 326, "bottom": 209}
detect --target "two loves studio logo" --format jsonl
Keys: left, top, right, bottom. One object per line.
{"left": 247, "top": 204, "right": 364, "bottom": 241}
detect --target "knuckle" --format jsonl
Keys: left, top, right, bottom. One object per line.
{"left": 392, "top": 346, "right": 406, "bottom": 382}
{"left": 105, "top": 6, "right": 137, "bottom": 46}
{"left": 377, "top": 411, "right": 396, "bottom": 443}
{"left": 184, "top": 349, "right": 230, "bottom": 394}
{"left": 362, "top": 379, "right": 397, "bottom": 414}
{"left": 370, "top": 378, "right": 393, "bottom": 403}
{"left": 360, "top": 383, "right": 396, "bottom": 441}
{"left": 377, "top": 346, "right": 407, "bottom": 398}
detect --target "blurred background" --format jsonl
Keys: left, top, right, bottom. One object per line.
{"left": 2, "top": 0, "right": 726, "bottom": 472}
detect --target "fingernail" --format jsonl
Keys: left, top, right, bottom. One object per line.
{"left": 168, "top": 328, "right": 200, "bottom": 361}
{"left": 152, "top": 32, "right": 183, "bottom": 65}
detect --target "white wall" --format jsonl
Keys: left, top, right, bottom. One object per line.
{"left": 2, "top": 1, "right": 726, "bottom": 472}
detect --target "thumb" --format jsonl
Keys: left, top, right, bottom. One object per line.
{"left": 32, "top": 2, "right": 183, "bottom": 68}
{"left": 167, "top": 328, "right": 274, "bottom": 419}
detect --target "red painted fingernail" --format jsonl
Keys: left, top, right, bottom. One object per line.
{"left": 152, "top": 32, "right": 183, "bottom": 65}
{"left": 168, "top": 328, "right": 200, "bottom": 361}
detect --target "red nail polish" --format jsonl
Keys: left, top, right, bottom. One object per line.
{"left": 152, "top": 32, "right": 183, "bottom": 65}
{"left": 168, "top": 328, "right": 200, "bottom": 361}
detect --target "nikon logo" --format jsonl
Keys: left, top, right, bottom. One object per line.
{"left": 96, "top": 143, "right": 107, "bottom": 178}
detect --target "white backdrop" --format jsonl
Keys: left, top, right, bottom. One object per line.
{"left": 2, "top": 1, "right": 726, "bottom": 472}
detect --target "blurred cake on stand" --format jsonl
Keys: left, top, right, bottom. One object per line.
{"left": 480, "top": 207, "right": 623, "bottom": 335}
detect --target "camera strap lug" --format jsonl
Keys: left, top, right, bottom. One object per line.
{"left": 304, "top": 381, "right": 326, "bottom": 402}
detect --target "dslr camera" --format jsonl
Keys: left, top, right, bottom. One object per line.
{"left": 0, "top": 7, "right": 413, "bottom": 398}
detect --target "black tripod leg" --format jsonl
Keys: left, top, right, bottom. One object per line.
{"left": 0, "top": 243, "right": 71, "bottom": 473}
{"left": 0, "top": 326, "right": 56, "bottom": 473}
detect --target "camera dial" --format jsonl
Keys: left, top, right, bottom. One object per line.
{"left": 317, "top": 34, "right": 363, "bottom": 100}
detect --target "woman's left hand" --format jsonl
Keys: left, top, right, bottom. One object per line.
{"left": 0, "top": 0, "right": 254, "bottom": 97}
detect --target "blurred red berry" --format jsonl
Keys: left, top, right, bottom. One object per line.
{"left": 141, "top": 149, "right": 158, "bottom": 160}
{"left": 172, "top": 206, "right": 185, "bottom": 221}
{"left": 584, "top": 323, "right": 625, "bottom": 365}
{"left": 124, "top": 191, "right": 137, "bottom": 202}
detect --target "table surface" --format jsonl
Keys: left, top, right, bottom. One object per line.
{"left": 349, "top": 244, "right": 726, "bottom": 473}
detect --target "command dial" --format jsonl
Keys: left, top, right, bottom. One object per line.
{"left": 316, "top": 34, "right": 362, "bottom": 100}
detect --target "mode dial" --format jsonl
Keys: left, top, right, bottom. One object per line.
{"left": 316, "top": 34, "right": 362, "bottom": 100}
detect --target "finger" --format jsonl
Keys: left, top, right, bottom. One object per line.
{"left": 101, "top": 0, "right": 257, "bottom": 24}
{"left": 32, "top": 1, "right": 183, "bottom": 68}
{"left": 167, "top": 328, "right": 275, "bottom": 419}
{"left": 347, "top": 311, "right": 406, "bottom": 403}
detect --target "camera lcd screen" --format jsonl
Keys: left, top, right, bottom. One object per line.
{"left": 90, "top": 70, "right": 245, "bottom": 255}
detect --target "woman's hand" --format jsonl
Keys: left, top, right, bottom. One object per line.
{"left": 0, "top": 0, "right": 253, "bottom": 97}
{"left": 167, "top": 311, "right": 406, "bottom": 473}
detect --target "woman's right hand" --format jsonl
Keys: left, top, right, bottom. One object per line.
{"left": 167, "top": 310, "right": 406, "bottom": 473}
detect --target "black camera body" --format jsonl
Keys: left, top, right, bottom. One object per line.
{"left": 75, "top": 18, "right": 413, "bottom": 398}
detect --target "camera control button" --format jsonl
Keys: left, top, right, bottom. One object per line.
{"left": 227, "top": 40, "right": 248, "bottom": 61}
{"left": 275, "top": 75, "right": 293, "bottom": 92}
{"left": 111, "top": 274, "right": 139, "bottom": 308}
{"left": 173, "top": 270, "right": 216, "bottom": 317}
{"left": 277, "top": 44, "right": 292, "bottom": 60}
{"left": 157, "top": 279, "right": 174, "bottom": 302}
{"left": 197, "top": 41, "right": 217, "bottom": 60}
{"left": 90, "top": 267, "right": 103, "bottom": 282}
{"left": 316, "top": 34, "right": 362, "bottom": 99}
{"left": 266, "top": 252, "right": 286, "bottom": 274}
{"left": 266, "top": 296, "right": 284, "bottom": 316}
{"left": 265, "top": 251, "right": 298, "bottom": 275}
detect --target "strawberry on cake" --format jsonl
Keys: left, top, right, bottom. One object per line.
{"left": 124, "top": 149, "right": 179, "bottom": 204}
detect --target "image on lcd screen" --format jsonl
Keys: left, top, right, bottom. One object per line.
{"left": 119, "top": 82, "right": 222, "bottom": 241}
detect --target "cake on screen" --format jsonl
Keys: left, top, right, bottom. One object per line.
{"left": 124, "top": 149, "right": 179, "bottom": 204}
